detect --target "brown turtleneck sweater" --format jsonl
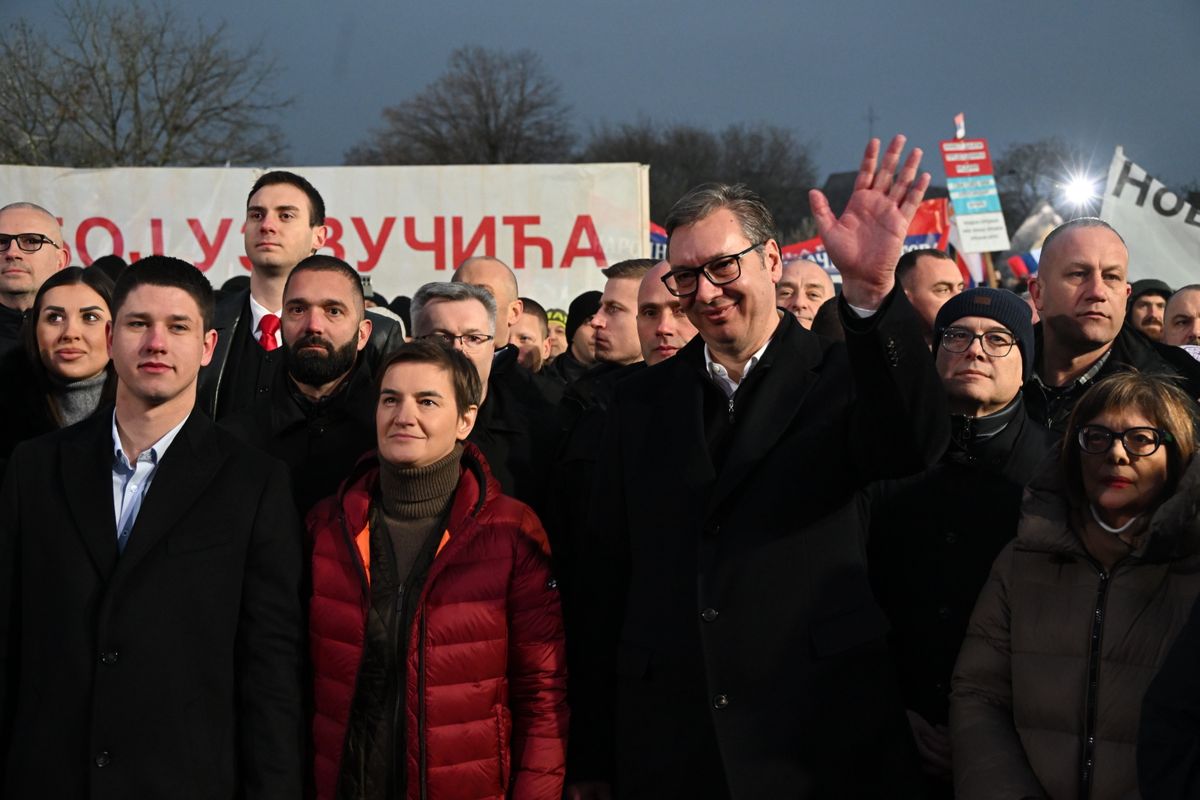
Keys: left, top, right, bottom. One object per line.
{"left": 376, "top": 443, "right": 464, "bottom": 585}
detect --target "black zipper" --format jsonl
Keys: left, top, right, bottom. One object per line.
{"left": 1078, "top": 565, "right": 1111, "bottom": 799}
{"left": 388, "top": 583, "right": 405, "bottom": 800}
{"left": 419, "top": 607, "right": 428, "bottom": 800}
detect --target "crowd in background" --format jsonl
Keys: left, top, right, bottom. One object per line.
{"left": 2, "top": 134, "right": 1200, "bottom": 799}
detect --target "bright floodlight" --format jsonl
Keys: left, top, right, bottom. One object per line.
{"left": 1063, "top": 175, "right": 1099, "bottom": 207}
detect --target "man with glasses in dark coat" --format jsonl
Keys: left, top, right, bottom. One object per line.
{"left": 569, "top": 136, "right": 950, "bottom": 799}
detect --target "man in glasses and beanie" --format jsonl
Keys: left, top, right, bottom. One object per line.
{"left": 569, "top": 136, "right": 951, "bottom": 799}
{"left": 867, "top": 287, "right": 1055, "bottom": 795}
{"left": 0, "top": 203, "right": 70, "bottom": 354}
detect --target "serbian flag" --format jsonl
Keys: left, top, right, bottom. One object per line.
{"left": 954, "top": 113, "right": 966, "bottom": 140}
{"left": 1006, "top": 249, "right": 1041, "bottom": 278}
{"left": 650, "top": 222, "right": 668, "bottom": 261}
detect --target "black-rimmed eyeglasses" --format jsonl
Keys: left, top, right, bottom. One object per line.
{"left": 0, "top": 233, "right": 60, "bottom": 254}
{"left": 1076, "top": 425, "right": 1174, "bottom": 457}
{"left": 417, "top": 331, "right": 495, "bottom": 351}
{"left": 940, "top": 327, "right": 1017, "bottom": 357}
{"left": 662, "top": 242, "right": 764, "bottom": 297}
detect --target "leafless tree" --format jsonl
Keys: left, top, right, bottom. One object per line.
{"left": 582, "top": 119, "right": 818, "bottom": 239}
{"left": 994, "top": 137, "right": 1085, "bottom": 231}
{"left": 0, "top": 0, "right": 291, "bottom": 167}
{"left": 347, "top": 46, "right": 575, "bottom": 165}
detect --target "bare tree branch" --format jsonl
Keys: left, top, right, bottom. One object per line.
{"left": 347, "top": 45, "right": 574, "bottom": 165}
{"left": 0, "top": 0, "right": 292, "bottom": 167}
{"left": 581, "top": 119, "right": 818, "bottom": 238}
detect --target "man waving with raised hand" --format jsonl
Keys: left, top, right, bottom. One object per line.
{"left": 569, "top": 136, "right": 948, "bottom": 800}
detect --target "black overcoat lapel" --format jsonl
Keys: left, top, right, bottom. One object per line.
{"left": 61, "top": 412, "right": 120, "bottom": 577}
{"left": 704, "top": 317, "right": 825, "bottom": 517}
{"left": 114, "top": 412, "right": 227, "bottom": 576}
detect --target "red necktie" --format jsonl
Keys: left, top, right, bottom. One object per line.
{"left": 259, "top": 313, "right": 281, "bottom": 352}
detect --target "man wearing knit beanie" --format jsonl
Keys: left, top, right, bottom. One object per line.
{"left": 543, "top": 290, "right": 600, "bottom": 386}
{"left": 869, "top": 286, "right": 1054, "bottom": 789}
{"left": 1127, "top": 278, "right": 1173, "bottom": 342}
{"left": 546, "top": 308, "right": 568, "bottom": 360}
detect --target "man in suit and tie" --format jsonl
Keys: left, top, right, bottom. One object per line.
{"left": 198, "top": 170, "right": 403, "bottom": 420}
{"left": 569, "top": 137, "right": 950, "bottom": 798}
{"left": 0, "top": 256, "right": 304, "bottom": 798}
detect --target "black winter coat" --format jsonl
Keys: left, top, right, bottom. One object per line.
{"left": 575, "top": 289, "right": 949, "bottom": 798}
{"left": 198, "top": 289, "right": 404, "bottom": 420}
{"left": 0, "top": 410, "right": 305, "bottom": 799}
{"left": 219, "top": 355, "right": 377, "bottom": 515}
{"left": 868, "top": 394, "right": 1056, "bottom": 725}
{"left": 1025, "top": 323, "right": 1200, "bottom": 434}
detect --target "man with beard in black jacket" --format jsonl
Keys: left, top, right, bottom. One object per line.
{"left": 221, "top": 255, "right": 382, "bottom": 515}
{"left": 867, "top": 287, "right": 1055, "bottom": 795}
{"left": 1024, "top": 218, "right": 1200, "bottom": 433}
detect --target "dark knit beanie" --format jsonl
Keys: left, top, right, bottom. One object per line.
{"left": 1129, "top": 278, "right": 1173, "bottom": 302}
{"left": 934, "top": 288, "right": 1035, "bottom": 381}
{"left": 566, "top": 291, "right": 602, "bottom": 346}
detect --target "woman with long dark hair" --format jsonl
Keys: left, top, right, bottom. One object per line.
{"left": 0, "top": 266, "right": 116, "bottom": 462}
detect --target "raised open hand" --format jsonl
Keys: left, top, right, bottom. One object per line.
{"left": 809, "top": 135, "right": 931, "bottom": 308}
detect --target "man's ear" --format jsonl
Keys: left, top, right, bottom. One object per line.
{"left": 357, "top": 317, "right": 373, "bottom": 351}
{"left": 1028, "top": 277, "right": 1044, "bottom": 310}
{"left": 200, "top": 328, "right": 219, "bottom": 367}
{"left": 509, "top": 298, "right": 523, "bottom": 326}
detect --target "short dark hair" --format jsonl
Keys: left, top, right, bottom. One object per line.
{"left": 896, "top": 248, "right": 954, "bottom": 285}
{"left": 376, "top": 339, "right": 483, "bottom": 416}
{"left": 665, "top": 183, "right": 776, "bottom": 248}
{"left": 519, "top": 296, "right": 549, "bottom": 338}
{"left": 1062, "top": 370, "right": 1199, "bottom": 501}
{"left": 246, "top": 170, "right": 326, "bottom": 226}
{"left": 22, "top": 266, "right": 117, "bottom": 425}
{"left": 113, "top": 256, "right": 215, "bottom": 330}
{"left": 601, "top": 259, "right": 656, "bottom": 281}
{"left": 284, "top": 255, "right": 365, "bottom": 315}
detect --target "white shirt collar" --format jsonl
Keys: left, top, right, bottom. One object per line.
{"left": 248, "top": 293, "right": 282, "bottom": 346}
{"left": 703, "top": 337, "right": 772, "bottom": 400}
{"left": 111, "top": 410, "right": 189, "bottom": 468}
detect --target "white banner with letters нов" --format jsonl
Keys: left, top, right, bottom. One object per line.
{"left": 1, "top": 163, "right": 650, "bottom": 309}
{"left": 1100, "top": 147, "right": 1200, "bottom": 287}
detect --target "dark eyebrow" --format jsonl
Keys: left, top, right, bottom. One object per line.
{"left": 42, "top": 305, "right": 65, "bottom": 313}
{"left": 79, "top": 305, "right": 104, "bottom": 313}
{"left": 414, "top": 390, "right": 444, "bottom": 399}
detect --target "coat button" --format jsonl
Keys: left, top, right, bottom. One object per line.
{"left": 713, "top": 694, "right": 729, "bottom": 709}
{"left": 937, "top": 606, "right": 951, "bottom": 620}
{"left": 99, "top": 650, "right": 119, "bottom": 665}
{"left": 944, "top": 532, "right": 957, "bottom": 545}
{"left": 704, "top": 523, "right": 720, "bottom": 537}
{"left": 700, "top": 608, "right": 719, "bottom": 623}
{"left": 546, "top": 578, "right": 558, "bottom": 590}
{"left": 95, "top": 751, "right": 112, "bottom": 768}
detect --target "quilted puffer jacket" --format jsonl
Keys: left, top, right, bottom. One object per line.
{"left": 951, "top": 453, "right": 1200, "bottom": 800}
{"left": 308, "top": 443, "right": 568, "bottom": 800}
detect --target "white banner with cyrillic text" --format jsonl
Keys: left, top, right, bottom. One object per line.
{"left": 2, "top": 163, "right": 651, "bottom": 308}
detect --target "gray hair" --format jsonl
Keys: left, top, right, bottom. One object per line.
{"left": 664, "top": 183, "right": 776, "bottom": 251}
{"left": 411, "top": 281, "right": 497, "bottom": 335}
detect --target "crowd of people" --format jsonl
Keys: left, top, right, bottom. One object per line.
{"left": 1, "top": 134, "right": 1200, "bottom": 799}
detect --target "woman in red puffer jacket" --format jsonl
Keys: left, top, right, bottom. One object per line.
{"left": 308, "top": 340, "right": 568, "bottom": 800}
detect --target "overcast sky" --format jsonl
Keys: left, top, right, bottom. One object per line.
{"left": 5, "top": 0, "right": 1198, "bottom": 194}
